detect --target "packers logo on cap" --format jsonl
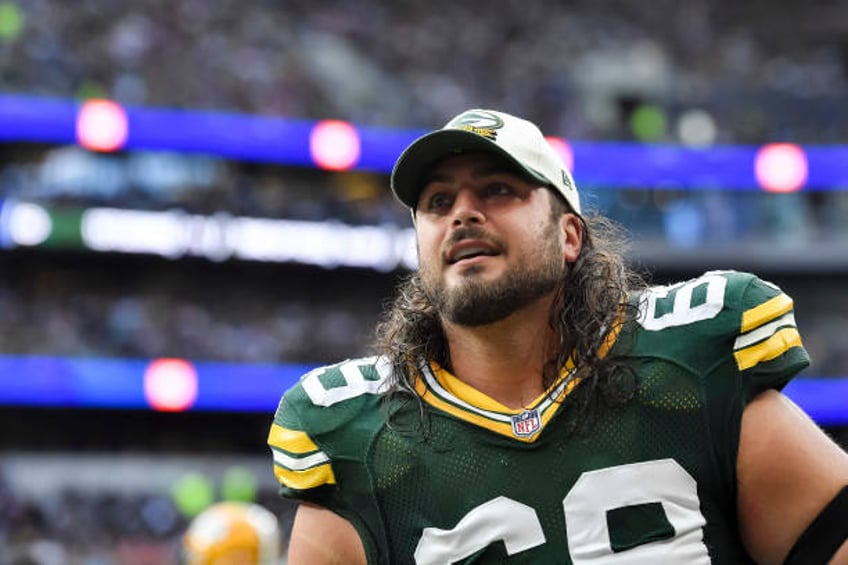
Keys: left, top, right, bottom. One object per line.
{"left": 446, "top": 110, "right": 504, "bottom": 141}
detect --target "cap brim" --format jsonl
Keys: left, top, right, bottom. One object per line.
{"left": 390, "top": 129, "right": 546, "bottom": 209}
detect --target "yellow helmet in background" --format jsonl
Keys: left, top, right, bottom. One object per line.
{"left": 183, "top": 501, "right": 281, "bottom": 565}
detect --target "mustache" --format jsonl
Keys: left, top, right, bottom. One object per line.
{"left": 443, "top": 226, "right": 504, "bottom": 253}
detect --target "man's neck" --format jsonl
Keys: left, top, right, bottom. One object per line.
{"left": 442, "top": 296, "right": 557, "bottom": 410}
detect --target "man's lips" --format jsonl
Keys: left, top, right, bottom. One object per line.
{"left": 446, "top": 240, "right": 500, "bottom": 264}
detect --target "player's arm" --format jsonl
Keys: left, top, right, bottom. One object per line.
{"left": 287, "top": 502, "right": 367, "bottom": 565}
{"left": 737, "top": 389, "right": 848, "bottom": 564}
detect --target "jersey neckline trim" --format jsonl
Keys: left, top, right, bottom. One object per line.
{"left": 413, "top": 315, "right": 624, "bottom": 442}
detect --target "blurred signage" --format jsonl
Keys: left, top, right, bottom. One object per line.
{"left": 0, "top": 200, "right": 418, "bottom": 271}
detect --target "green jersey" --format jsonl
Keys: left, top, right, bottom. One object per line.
{"left": 268, "top": 271, "right": 809, "bottom": 564}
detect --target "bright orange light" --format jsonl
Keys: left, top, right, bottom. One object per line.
{"left": 76, "top": 99, "right": 129, "bottom": 152}
{"left": 754, "top": 143, "right": 808, "bottom": 193}
{"left": 143, "top": 358, "right": 198, "bottom": 412}
{"left": 545, "top": 136, "right": 574, "bottom": 172}
{"left": 310, "top": 120, "right": 361, "bottom": 171}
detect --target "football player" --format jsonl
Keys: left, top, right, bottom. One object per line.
{"left": 182, "top": 501, "right": 281, "bottom": 564}
{"left": 268, "top": 109, "right": 848, "bottom": 563}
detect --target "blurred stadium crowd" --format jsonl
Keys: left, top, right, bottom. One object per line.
{"left": 0, "top": 463, "right": 295, "bottom": 564}
{"left": 4, "top": 0, "right": 848, "bottom": 142}
{"left": 0, "top": 261, "right": 845, "bottom": 376}
{"left": 3, "top": 0, "right": 848, "bottom": 252}
{"left": 0, "top": 258, "right": 381, "bottom": 365}
{"left": 2, "top": 0, "right": 848, "bottom": 562}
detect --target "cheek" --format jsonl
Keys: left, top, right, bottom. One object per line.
{"left": 524, "top": 217, "right": 567, "bottom": 261}
{"left": 415, "top": 228, "right": 442, "bottom": 264}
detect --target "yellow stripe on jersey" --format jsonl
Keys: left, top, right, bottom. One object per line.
{"left": 598, "top": 313, "right": 624, "bottom": 358}
{"left": 267, "top": 423, "right": 319, "bottom": 454}
{"left": 272, "top": 461, "right": 336, "bottom": 490}
{"left": 734, "top": 327, "right": 803, "bottom": 371}
{"left": 267, "top": 423, "right": 336, "bottom": 489}
{"left": 415, "top": 361, "right": 584, "bottom": 443}
{"left": 435, "top": 366, "right": 532, "bottom": 413}
{"left": 414, "top": 376, "right": 573, "bottom": 443}
{"left": 415, "top": 378, "right": 518, "bottom": 438}
{"left": 741, "top": 293, "right": 793, "bottom": 332}
{"left": 414, "top": 312, "right": 622, "bottom": 441}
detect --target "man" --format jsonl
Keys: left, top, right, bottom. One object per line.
{"left": 268, "top": 109, "right": 848, "bottom": 563}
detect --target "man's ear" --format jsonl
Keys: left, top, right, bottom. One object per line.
{"left": 561, "top": 213, "right": 583, "bottom": 263}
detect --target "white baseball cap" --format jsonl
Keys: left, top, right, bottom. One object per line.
{"left": 391, "top": 109, "right": 580, "bottom": 214}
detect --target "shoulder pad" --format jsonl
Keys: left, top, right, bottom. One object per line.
{"left": 268, "top": 356, "right": 392, "bottom": 493}
{"left": 632, "top": 270, "right": 808, "bottom": 394}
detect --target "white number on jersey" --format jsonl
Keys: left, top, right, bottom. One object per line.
{"left": 414, "top": 497, "right": 546, "bottom": 565}
{"left": 414, "top": 459, "right": 710, "bottom": 564}
{"left": 564, "top": 459, "right": 709, "bottom": 564}
{"left": 301, "top": 356, "right": 391, "bottom": 407}
{"left": 638, "top": 273, "right": 727, "bottom": 331}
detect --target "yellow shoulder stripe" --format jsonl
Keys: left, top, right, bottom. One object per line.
{"left": 735, "top": 327, "right": 802, "bottom": 371}
{"left": 742, "top": 294, "right": 793, "bottom": 332}
{"left": 267, "top": 423, "right": 319, "bottom": 454}
{"left": 273, "top": 463, "right": 336, "bottom": 490}
{"left": 268, "top": 423, "right": 337, "bottom": 489}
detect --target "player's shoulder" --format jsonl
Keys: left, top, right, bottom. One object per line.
{"left": 634, "top": 270, "right": 793, "bottom": 331}
{"left": 638, "top": 269, "right": 767, "bottom": 299}
{"left": 274, "top": 355, "right": 392, "bottom": 434}
{"left": 629, "top": 269, "right": 806, "bottom": 378}
{"left": 268, "top": 356, "right": 392, "bottom": 493}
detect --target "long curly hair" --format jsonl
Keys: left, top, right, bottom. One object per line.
{"left": 373, "top": 201, "right": 647, "bottom": 423}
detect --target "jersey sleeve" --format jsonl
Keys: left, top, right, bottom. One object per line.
{"left": 266, "top": 356, "right": 389, "bottom": 507}
{"left": 267, "top": 357, "right": 392, "bottom": 562}
{"left": 697, "top": 272, "right": 812, "bottom": 496}
{"left": 731, "top": 273, "right": 810, "bottom": 402}
{"left": 267, "top": 384, "right": 338, "bottom": 504}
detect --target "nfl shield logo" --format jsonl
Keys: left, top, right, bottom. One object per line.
{"left": 511, "top": 409, "right": 541, "bottom": 438}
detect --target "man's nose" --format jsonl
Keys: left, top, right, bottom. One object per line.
{"left": 451, "top": 190, "right": 485, "bottom": 226}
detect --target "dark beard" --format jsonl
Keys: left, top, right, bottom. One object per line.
{"left": 422, "top": 225, "right": 565, "bottom": 327}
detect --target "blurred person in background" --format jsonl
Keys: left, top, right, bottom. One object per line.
{"left": 182, "top": 501, "right": 282, "bottom": 565}
{"left": 268, "top": 109, "right": 848, "bottom": 563}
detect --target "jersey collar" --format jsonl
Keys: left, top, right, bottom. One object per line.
{"left": 414, "top": 360, "right": 577, "bottom": 443}
{"left": 413, "top": 314, "right": 624, "bottom": 443}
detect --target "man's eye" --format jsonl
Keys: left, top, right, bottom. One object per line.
{"left": 485, "top": 183, "right": 513, "bottom": 196}
{"left": 428, "top": 193, "right": 452, "bottom": 210}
